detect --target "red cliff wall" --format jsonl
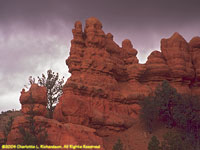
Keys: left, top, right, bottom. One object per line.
{"left": 54, "top": 17, "right": 200, "bottom": 137}
{"left": 7, "top": 17, "right": 200, "bottom": 150}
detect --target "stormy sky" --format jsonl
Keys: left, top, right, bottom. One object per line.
{"left": 0, "top": 0, "right": 200, "bottom": 112}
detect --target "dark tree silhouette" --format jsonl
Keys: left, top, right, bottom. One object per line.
{"left": 112, "top": 139, "right": 123, "bottom": 150}
{"left": 3, "top": 116, "right": 14, "bottom": 144}
{"left": 148, "top": 136, "right": 160, "bottom": 150}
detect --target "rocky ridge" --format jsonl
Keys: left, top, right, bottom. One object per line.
{"left": 6, "top": 17, "right": 200, "bottom": 149}
{"left": 54, "top": 17, "right": 200, "bottom": 135}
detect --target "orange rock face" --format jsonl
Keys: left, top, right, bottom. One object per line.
{"left": 7, "top": 17, "right": 200, "bottom": 148}
{"left": 161, "top": 32, "right": 194, "bottom": 80}
{"left": 55, "top": 17, "right": 200, "bottom": 137}
{"left": 189, "top": 36, "right": 200, "bottom": 96}
{"left": 20, "top": 84, "right": 47, "bottom": 116}
{"left": 160, "top": 32, "right": 194, "bottom": 94}
{"left": 190, "top": 36, "right": 200, "bottom": 81}
{"left": 7, "top": 116, "right": 105, "bottom": 150}
{"left": 60, "top": 17, "right": 146, "bottom": 136}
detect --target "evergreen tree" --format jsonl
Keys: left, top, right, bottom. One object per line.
{"left": 148, "top": 136, "right": 160, "bottom": 150}
{"left": 3, "top": 116, "right": 14, "bottom": 144}
{"left": 113, "top": 139, "right": 123, "bottom": 150}
{"left": 161, "top": 131, "right": 193, "bottom": 150}
{"left": 154, "top": 80, "right": 180, "bottom": 128}
{"left": 19, "top": 92, "right": 48, "bottom": 149}
{"left": 37, "top": 70, "right": 64, "bottom": 119}
{"left": 140, "top": 80, "right": 179, "bottom": 131}
{"left": 26, "top": 69, "right": 64, "bottom": 119}
{"left": 141, "top": 80, "right": 200, "bottom": 149}
{"left": 172, "top": 95, "right": 200, "bottom": 148}
{"left": 140, "top": 96, "right": 159, "bottom": 133}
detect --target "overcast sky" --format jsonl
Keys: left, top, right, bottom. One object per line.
{"left": 0, "top": 0, "right": 200, "bottom": 112}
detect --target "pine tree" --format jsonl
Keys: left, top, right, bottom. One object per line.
{"left": 161, "top": 131, "right": 193, "bottom": 150}
{"left": 113, "top": 139, "right": 123, "bottom": 150}
{"left": 3, "top": 116, "right": 14, "bottom": 144}
{"left": 154, "top": 80, "right": 180, "bottom": 128}
{"left": 26, "top": 69, "right": 64, "bottom": 119}
{"left": 19, "top": 92, "right": 48, "bottom": 149}
{"left": 140, "top": 96, "right": 159, "bottom": 133}
{"left": 148, "top": 136, "right": 160, "bottom": 150}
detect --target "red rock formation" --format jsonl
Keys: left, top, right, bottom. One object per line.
{"left": 8, "top": 84, "right": 105, "bottom": 149}
{"left": 20, "top": 84, "right": 47, "bottom": 116}
{"left": 0, "top": 131, "right": 5, "bottom": 145}
{"left": 189, "top": 36, "right": 200, "bottom": 96}
{"left": 160, "top": 32, "right": 194, "bottom": 94}
{"left": 144, "top": 51, "right": 169, "bottom": 81}
{"left": 6, "top": 17, "right": 200, "bottom": 149}
{"left": 161, "top": 32, "right": 194, "bottom": 79}
{"left": 7, "top": 116, "right": 104, "bottom": 150}
{"left": 59, "top": 17, "right": 141, "bottom": 136}
{"left": 190, "top": 36, "right": 200, "bottom": 81}
{"left": 122, "top": 39, "right": 138, "bottom": 64}
{"left": 55, "top": 18, "right": 200, "bottom": 137}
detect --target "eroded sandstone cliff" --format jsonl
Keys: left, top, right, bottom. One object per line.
{"left": 54, "top": 17, "right": 200, "bottom": 136}
{"left": 6, "top": 17, "right": 200, "bottom": 149}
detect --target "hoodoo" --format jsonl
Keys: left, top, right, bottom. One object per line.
{"left": 6, "top": 17, "right": 200, "bottom": 149}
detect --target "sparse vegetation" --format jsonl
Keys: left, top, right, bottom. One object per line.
{"left": 140, "top": 95, "right": 159, "bottom": 133}
{"left": 18, "top": 92, "right": 48, "bottom": 149}
{"left": 0, "top": 110, "right": 21, "bottom": 146}
{"left": 0, "top": 109, "right": 18, "bottom": 116}
{"left": 148, "top": 132, "right": 195, "bottom": 150}
{"left": 26, "top": 69, "right": 64, "bottom": 118}
{"left": 3, "top": 116, "right": 14, "bottom": 144}
{"left": 112, "top": 139, "right": 123, "bottom": 150}
{"left": 161, "top": 131, "right": 193, "bottom": 150}
{"left": 142, "top": 80, "right": 200, "bottom": 149}
{"left": 148, "top": 136, "right": 160, "bottom": 150}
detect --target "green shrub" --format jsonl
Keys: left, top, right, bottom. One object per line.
{"left": 113, "top": 139, "right": 123, "bottom": 150}
{"left": 19, "top": 93, "right": 48, "bottom": 149}
{"left": 172, "top": 95, "right": 200, "bottom": 132}
{"left": 140, "top": 80, "right": 180, "bottom": 131}
{"left": 154, "top": 80, "right": 180, "bottom": 127}
{"left": 3, "top": 116, "right": 14, "bottom": 144}
{"left": 140, "top": 96, "right": 159, "bottom": 133}
{"left": 161, "top": 131, "right": 194, "bottom": 150}
{"left": 148, "top": 136, "right": 161, "bottom": 150}
{"left": 142, "top": 80, "right": 200, "bottom": 149}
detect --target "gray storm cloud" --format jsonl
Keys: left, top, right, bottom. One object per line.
{"left": 0, "top": 21, "right": 71, "bottom": 111}
{"left": 0, "top": 0, "right": 200, "bottom": 111}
